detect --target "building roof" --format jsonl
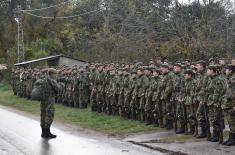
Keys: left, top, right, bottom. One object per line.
{"left": 14, "top": 54, "right": 86, "bottom": 66}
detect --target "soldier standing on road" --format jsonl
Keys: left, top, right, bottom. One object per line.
{"left": 41, "top": 68, "right": 60, "bottom": 139}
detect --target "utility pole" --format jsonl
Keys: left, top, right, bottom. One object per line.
{"left": 14, "top": 5, "right": 25, "bottom": 63}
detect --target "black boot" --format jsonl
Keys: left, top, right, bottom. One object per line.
{"left": 46, "top": 128, "right": 57, "bottom": 138}
{"left": 196, "top": 126, "right": 207, "bottom": 138}
{"left": 175, "top": 123, "right": 185, "bottom": 134}
{"left": 209, "top": 130, "right": 219, "bottom": 142}
{"left": 41, "top": 127, "right": 46, "bottom": 138}
{"left": 223, "top": 133, "right": 235, "bottom": 146}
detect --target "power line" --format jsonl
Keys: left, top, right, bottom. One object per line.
{"left": 22, "top": 9, "right": 102, "bottom": 19}
{"left": 21, "top": 0, "right": 71, "bottom": 12}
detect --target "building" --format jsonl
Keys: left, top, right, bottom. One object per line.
{"left": 14, "top": 55, "right": 86, "bottom": 68}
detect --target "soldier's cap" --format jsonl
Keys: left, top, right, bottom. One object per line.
{"left": 149, "top": 60, "right": 155, "bottom": 65}
{"left": 48, "top": 68, "right": 58, "bottom": 75}
{"left": 174, "top": 63, "right": 182, "bottom": 67}
{"left": 143, "top": 66, "right": 150, "bottom": 70}
{"left": 41, "top": 68, "right": 48, "bottom": 73}
{"left": 131, "top": 70, "right": 137, "bottom": 74}
{"left": 152, "top": 68, "right": 161, "bottom": 73}
{"left": 121, "top": 67, "right": 128, "bottom": 71}
{"left": 135, "top": 62, "right": 143, "bottom": 67}
{"left": 196, "top": 60, "right": 206, "bottom": 66}
{"left": 208, "top": 65, "right": 219, "bottom": 72}
{"left": 184, "top": 69, "right": 194, "bottom": 75}
{"left": 72, "top": 72, "right": 77, "bottom": 75}
{"left": 218, "top": 57, "right": 225, "bottom": 61}
{"left": 209, "top": 58, "right": 215, "bottom": 63}
{"left": 161, "top": 63, "right": 169, "bottom": 68}
{"left": 226, "top": 64, "right": 235, "bottom": 72}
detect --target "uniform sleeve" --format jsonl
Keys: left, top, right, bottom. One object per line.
{"left": 48, "top": 78, "right": 60, "bottom": 94}
{"left": 212, "top": 79, "right": 226, "bottom": 104}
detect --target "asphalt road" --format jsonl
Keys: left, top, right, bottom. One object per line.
{"left": 0, "top": 106, "right": 162, "bottom": 155}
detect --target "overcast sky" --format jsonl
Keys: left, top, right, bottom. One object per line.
{"left": 181, "top": 0, "right": 234, "bottom": 4}
{"left": 181, "top": 0, "right": 234, "bottom": 9}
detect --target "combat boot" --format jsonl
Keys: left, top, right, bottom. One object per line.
{"left": 175, "top": 123, "right": 185, "bottom": 134}
{"left": 196, "top": 126, "right": 207, "bottom": 138}
{"left": 41, "top": 127, "right": 46, "bottom": 138}
{"left": 46, "top": 128, "right": 57, "bottom": 139}
{"left": 223, "top": 133, "right": 235, "bottom": 146}
{"left": 209, "top": 130, "right": 219, "bottom": 142}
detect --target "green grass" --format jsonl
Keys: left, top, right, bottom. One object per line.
{"left": 0, "top": 83, "right": 159, "bottom": 136}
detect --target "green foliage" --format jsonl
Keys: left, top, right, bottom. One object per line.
{"left": 0, "top": 0, "right": 234, "bottom": 64}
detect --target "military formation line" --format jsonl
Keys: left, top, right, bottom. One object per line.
{"left": 11, "top": 58, "right": 235, "bottom": 146}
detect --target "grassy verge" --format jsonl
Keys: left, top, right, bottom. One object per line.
{"left": 0, "top": 83, "right": 159, "bottom": 136}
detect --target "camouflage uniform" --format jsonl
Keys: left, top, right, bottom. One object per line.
{"left": 123, "top": 73, "right": 131, "bottom": 118}
{"left": 206, "top": 69, "right": 226, "bottom": 142}
{"left": 130, "top": 74, "right": 138, "bottom": 120}
{"left": 89, "top": 69, "right": 97, "bottom": 111}
{"left": 96, "top": 70, "right": 105, "bottom": 113}
{"left": 117, "top": 73, "right": 124, "bottom": 116}
{"left": 173, "top": 71, "right": 185, "bottom": 133}
{"left": 104, "top": 71, "right": 111, "bottom": 114}
{"left": 77, "top": 70, "right": 90, "bottom": 108}
{"left": 196, "top": 72, "right": 210, "bottom": 138}
{"left": 40, "top": 75, "right": 59, "bottom": 129}
{"left": 182, "top": 72, "right": 197, "bottom": 134}
{"left": 151, "top": 73, "right": 161, "bottom": 126}
{"left": 222, "top": 65, "right": 235, "bottom": 145}
{"left": 159, "top": 71, "right": 174, "bottom": 129}
{"left": 109, "top": 72, "right": 118, "bottom": 115}
{"left": 144, "top": 75, "right": 154, "bottom": 125}
{"left": 139, "top": 74, "right": 150, "bottom": 121}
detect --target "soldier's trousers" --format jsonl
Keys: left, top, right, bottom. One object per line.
{"left": 105, "top": 95, "right": 111, "bottom": 114}
{"left": 208, "top": 106, "right": 223, "bottom": 132}
{"left": 130, "top": 97, "right": 139, "bottom": 120}
{"left": 162, "top": 100, "right": 173, "bottom": 121}
{"left": 90, "top": 90, "right": 97, "bottom": 111}
{"left": 145, "top": 97, "right": 153, "bottom": 121}
{"left": 176, "top": 101, "right": 184, "bottom": 124}
{"left": 123, "top": 95, "right": 131, "bottom": 117}
{"left": 40, "top": 100, "right": 55, "bottom": 129}
{"left": 184, "top": 105, "right": 197, "bottom": 127}
{"left": 196, "top": 103, "right": 206, "bottom": 127}
{"left": 139, "top": 97, "right": 146, "bottom": 121}
{"left": 79, "top": 88, "right": 89, "bottom": 109}
{"left": 96, "top": 91, "right": 104, "bottom": 113}
{"left": 110, "top": 95, "right": 117, "bottom": 115}
{"left": 224, "top": 109, "right": 235, "bottom": 134}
